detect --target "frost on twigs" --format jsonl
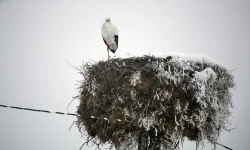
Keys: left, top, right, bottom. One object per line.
{"left": 76, "top": 55, "right": 235, "bottom": 150}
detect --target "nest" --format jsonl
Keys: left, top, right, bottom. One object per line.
{"left": 76, "top": 55, "right": 235, "bottom": 149}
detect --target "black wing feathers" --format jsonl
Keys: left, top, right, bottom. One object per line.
{"left": 114, "top": 35, "right": 118, "bottom": 48}
{"left": 103, "top": 35, "right": 118, "bottom": 53}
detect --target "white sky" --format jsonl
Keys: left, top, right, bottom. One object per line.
{"left": 0, "top": 0, "right": 249, "bottom": 149}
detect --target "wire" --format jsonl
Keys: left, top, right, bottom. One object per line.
{"left": 0, "top": 104, "right": 79, "bottom": 117}
{"left": 0, "top": 104, "right": 123, "bottom": 122}
{"left": 0, "top": 104, "right": 233, "bottom": 150}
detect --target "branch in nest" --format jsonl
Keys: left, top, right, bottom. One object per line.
{"left": 215, "top": 142, "right": 233, "bottom": 150}
{"left": 224, "top": 127, "right": 236, "bottom": 132}
{"left": 79, "top": 136, "right": 95, "bottom": 150}
{"left": 69, "top": 121, "right": 77, "bottom": 131}
{"left": 172, "top": 141, "right": 179, "bottom": 150}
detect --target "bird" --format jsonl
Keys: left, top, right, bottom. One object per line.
{"left": 101, "top": 18, "right": 119, "bottom": 59}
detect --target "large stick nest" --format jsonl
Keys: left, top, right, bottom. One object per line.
{"left": 76, "top": 55, "right": 235, "bottom": 149}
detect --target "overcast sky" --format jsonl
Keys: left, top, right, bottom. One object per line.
{"left": 0, "top": 0, "right": 249, "bottom": 150}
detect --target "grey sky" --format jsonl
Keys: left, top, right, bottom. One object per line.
{"left": 0, "top": 0, "right": 249, "bottom": 149}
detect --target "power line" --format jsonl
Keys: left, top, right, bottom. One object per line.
{"left": 0, "top": 104, "right": 79, "bottom": 117}
{"left": 0, "top": 104, "right": 233, "bottom": 150}
{"left": 0, "top": 104, "right": 122, "bottom": 121}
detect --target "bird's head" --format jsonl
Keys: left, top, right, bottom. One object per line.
{"left": 105, "top": 18, "right": 111, "bottom": 22}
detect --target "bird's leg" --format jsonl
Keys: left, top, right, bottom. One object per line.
{"left": 107, "top": 47, "right": 110, "bottom": 60}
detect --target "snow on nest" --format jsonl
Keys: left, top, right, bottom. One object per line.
{"left": 117, "top": 135, "right": 138, "bottom": 150}
{"left": 194, "top": 68, "right": 217, "bottom": 83}
{"left": 115, "top": 52, "right": 228, "bottom": 70}
{"left": 79, "top": 52, "right": 235, "bottom": 149}
{"left": 129, "top": 71, "right": 141, "bottom": 86}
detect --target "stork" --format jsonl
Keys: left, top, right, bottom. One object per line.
{"left": 101, "top": 18, "right": 119, "bottom": 59}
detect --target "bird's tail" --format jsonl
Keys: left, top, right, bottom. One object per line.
{"left": 109, "top": 44, "right": 118, "bottom": 53}
{"left": 110, "top": 49, "right": 116, "bottom": 53}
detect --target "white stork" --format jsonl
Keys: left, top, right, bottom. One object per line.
{"left": 101, "top": 18, "right": 119, "bottom": 59}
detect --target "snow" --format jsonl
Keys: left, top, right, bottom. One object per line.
{"left": 194, "top": 68, "right": 217, "bottom": 83}
{"left": 129, "top": 71, "right": 141, "bottom": 86}
{"left": 131, "top": 90, "right": 136, "bottom": 100}
{"left": 138, "top": 115, "right": 156, "bottom": 131}
{"left": 88, "top": 78, "right": 98, "bottom": 97}
{"left": 154, "top": 62, "right": 177, "bottom": 84}
{"left": 116, "top": 52, "right": 228, "bottom": 70}
{"left": 118, "top": 97, "right": 124, "bottom": 103}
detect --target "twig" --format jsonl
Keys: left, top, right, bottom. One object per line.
{"left": 230, "top": 68, "right": 238, "bottom": 72}
{"left": 79, "top": 136, "right": 95, "bottom": 150}
{"left": 224, "top": 127, "right": 236, "bottom": 132}
{"left": 69, "top": 121, "right": 77, "bottom": 131}
{"left": 215, "top": 142, "right": 233, "bottom": 150}
{"left": 67, "top": 99, "right": 76, "bottom": 111}
{"left": 79, "top": 142, "right": 86, "bottom": 150}
{"left": 172, "top": 141, "right": 179, "bottom": 150}
{"left": 65, "top": 59, "right": 81, "bottom": 72}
